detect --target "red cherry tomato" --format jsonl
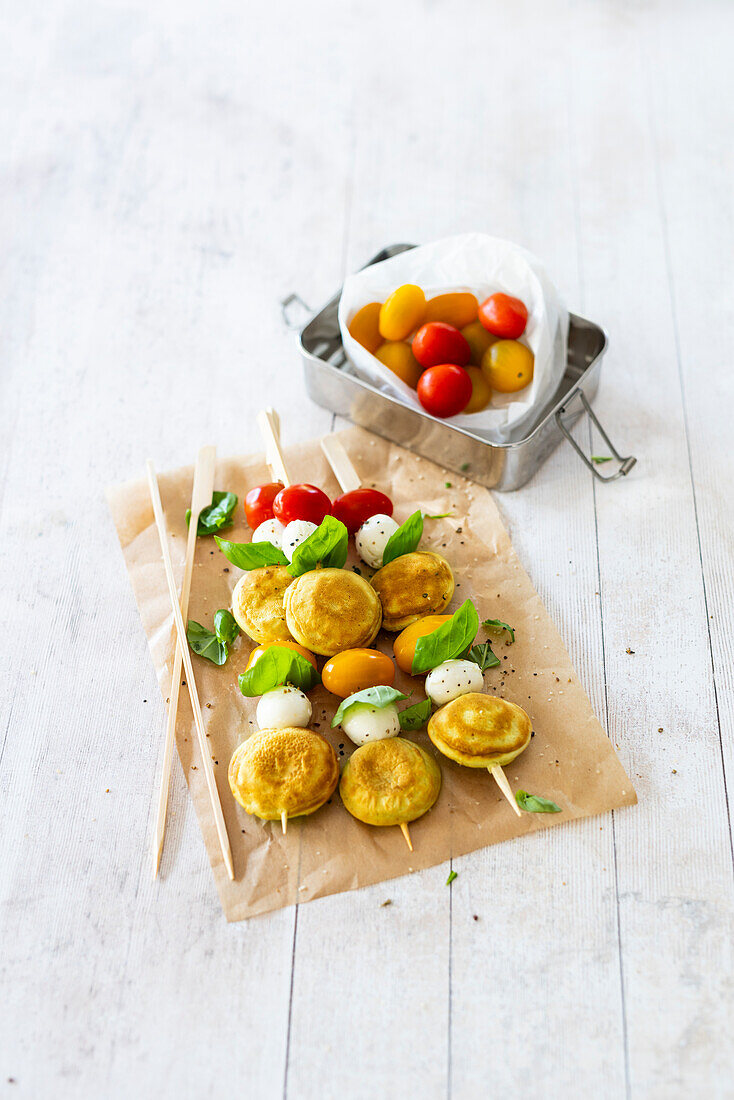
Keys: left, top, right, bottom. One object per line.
{"left": 478, "top": 293, "right": 528, "bottom": 339}
{"left": 417, "top": 364, "right": 472, "bottom": 418}
{"left": 412, "top": 322, "right": 471, "bottom": 369}
{"left": 331, "top": 488, "right": 394, "bottom": 534}
{"left": 272, "top": 483, "right": 331, "bottom": 526}
{"left": 244, "top": 481, "right": 284, "bottom": 529}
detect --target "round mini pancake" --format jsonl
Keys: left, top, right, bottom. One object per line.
{"left": 284, "top": 567, "right": 382, "bottom": 656}
{"left": 228, "top": 727, "right": 339, "bottom": 821}
{"left": 231, "top": 565, "right": 294, "bottom": 644}
{"left": 370, "top": 550, "right": 454, "bottom": 631}
{"left": 427, "top": 693, "right": 531, "bottom": 768}
{"left": 340, "top": 737, "right": 442, "bottom": 827}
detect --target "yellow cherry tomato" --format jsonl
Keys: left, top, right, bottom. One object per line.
{"left": 379, "top": 284, "right": 426, "bottom": 341}
{"left": 322, "top": 649, "right": 396, "bottom": 697}
{"left": 348, "top": 302, "right": 383, "bottom": 354}
{"left": 463, "top": 366, "right": 492, "bottom": 413}
{"left": 461, "top": 320, "right": 497, "bottom": 365}
{"left": 393, "top": 615, "right": 453, "bottom": 675}
{"left": 375, "top": 341, "right": 423, "bottom": 388}
{"left": 424, "top": 292, "right": 478, "bottom": 329}
{"left": 245, "top": 640, "right": 318, "bottom": 672}
{"left": 481, "top": 340, "right": 534, "bottom": 393}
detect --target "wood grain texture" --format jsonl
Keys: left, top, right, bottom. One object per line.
{"left": 1, "top": 0, "right": 732, "bottom": 1097}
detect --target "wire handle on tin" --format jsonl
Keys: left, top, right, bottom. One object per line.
{"left": 556, "top": 392, "right": 636, "bottom": 482}
{"left": 281, "top": 293, "right": 312, "bottom": 330}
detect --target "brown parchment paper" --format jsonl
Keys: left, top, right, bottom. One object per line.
{"left": 107, "top": 427, "right": 636, "bottom": 921}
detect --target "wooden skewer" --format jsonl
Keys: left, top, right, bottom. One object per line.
{"left": 146, "top": 461, "right": 235, "bottom": 881}
{"left": 399, "top": 822, "right": 413, "bottom": 851}
{"left": 257, "top": 407, "right": 293, "bottom": 486}
{"left": 488, "top": 764, "right": 522, "bottom": 816}
{"left": 151, "top": 446, "right": 216, "bottom": 876}
{"left": 281, "top": 810, "right": 288, "bottom": 834}
{"left": 320, "top": 435, "right": 361, "bottom": 494}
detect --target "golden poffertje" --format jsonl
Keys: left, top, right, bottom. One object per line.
{"left": 427, "top": 693, "right": 531, "bottom": 768}
{"left": 284, "top": 567, "right": 382, "bottom": 656}
{"left": 370, "top": 550, "right": 454, "bottom": 631}
{"left": 340, "top": 737, "right": 441, "bottom": 828}
{"left": 231, "top": 565, "right": 294, "bottom": 644}
{"left": 229, "top": 727, "right": 339, "bottom": 823}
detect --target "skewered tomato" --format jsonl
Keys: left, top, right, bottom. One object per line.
{"left": 272, "top": 483, "right": 331, "bottom": 526}
{"left": 412, "top": 323, "right": 470, "bottom": 369}
{"left": 375, "top": 341, "right": 423, "bottom": 388}
{"left": 424, "top": 292, "right": 478, "bottom": 329}
{"left": 348, "top": 302, "right": 383, "bottom": 353}
{"left": 463, "top": 366, "right": 492, "bottom": 413}
{"left": 322, "top": 649, "right": 396, "bottom": 697}
{"left": 481, "top": 340, "right": 534, "bottom": 393}
{"left": 417, "top": 364, "right": 472, "bottom": 418}
{"left": 245, "top": 640, "right": 318, "bottom": 672}
{"left": 331, "top": 488, "right": 393, "bottom": 534}
{"left": 461, "top": 320, "right": 497, "bottom": 365}
{"left": 393, "top": 615, "right": 453, "bottom": 675}
{"left": 245, "top": 482, "right": 284, "bottom": 529}
{"left": 379, "top": 284, "right": 426, "bottom": 341}
{"left": 478, "top": 293, "right": 528, "bottom": 339}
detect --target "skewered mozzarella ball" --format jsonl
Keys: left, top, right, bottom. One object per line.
{"left": 340, "top": 702, "right": 400, "bottom": 746}
{"left": 281, "top": 520, "right": 317, "bottom": 562}
{"left": 253, "top": 518, "right": 285, "bottom": 547}
{"left": 425, "top": 659, "right": 484, "bottom": 704}
{"left": 355, "top": 513, "right": 399, "bottom": 569}
{"left": 256, "top": 685, "right": 312, "bottom": 730}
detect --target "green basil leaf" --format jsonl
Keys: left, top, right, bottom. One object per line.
{"left": 331, "top": 686, "right": 409, "bottom": 729}
{"left": 238, "top": 647, "right": 320, "bottom": 696}
{"left": 412, "top": 599, "right": 480, "bottom": 675}
{"left": 482, "top": 618, "right": 515, "bottom": 644}
{"left": 398, "top": 698, "right": 432, "bottom": 731}
{"left": 515, "top": 790, "right": 562, "bottom": 814}
{"left": 214, "top": 609, "right": 239, "bottom": 645}
{"left": 186, "top": 490, "right": 238, "bottom": 536}
{"left": 591, "top": 455, "right": 613, "bottom": 465}
{"left": 466, "top": 642, "right": 501, "bottom": 671}
{"left": 381, "top": 510, "right": 423, "bottom": 566}
{"left": 287, "top": 515, "right": 349, "bottom": 577}
{"left": 214, "top": 536, "right": 287, "bottom": 569}
{"left": 446, "top": 870, "right": 457, "bottom": 885}
{"left": 187, "top": 620, "right": 228, "bottom": 665}
{"left": 423, "top": 512, "right": 453, "bottom": 519}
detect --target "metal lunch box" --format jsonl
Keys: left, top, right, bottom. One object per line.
{"left": 289, "top": 244, "right": 636, "bottom": 491}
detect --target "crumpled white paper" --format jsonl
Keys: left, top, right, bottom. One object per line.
{"left": 338, "top": 233, "right": 568, "bottom": 442}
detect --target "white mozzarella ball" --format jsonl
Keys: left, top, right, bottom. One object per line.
{"left": 252, "top": 518, "right": 285, "bottom": 548}
{"left": 256, "top": 685, "right": 312, "bottom": 730}
{"left": 425, "top": 659, "right": 484, "bottom": 705}
{"left": 281, "top": 520, "right": 317, "bottom": 562}
{"left": 355, "top": 514, "right": 400, "bottom": 569}
{"left": 340, "top": 703, "right": 400, "bottom": 746}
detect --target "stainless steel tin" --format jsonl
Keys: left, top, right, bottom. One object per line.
{"left": 295, "top": 244, "right": 636, "bottom": 491}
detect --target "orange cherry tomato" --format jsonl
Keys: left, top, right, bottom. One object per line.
{"left": 463, "top": 366, "right": 492, "bottom": 413}
{"left": 322, "top": 649, "right": 396, "bottom": 697}
{"left": 375, "top": 341, "right": 423, "bottom": 388}
{"left": 461, "top": 320, "right": 497, "bottom": 365}
{"left": 481, "top": 340, "right": 534, "bottom": 393}
{"left": 424, "top": 292, "right": 478, "bottom": 329}
{"left": 246, "top": 640, "right": 318, "bottom": 673}
{"left": 348, "top": 302, "right": 383, "bottom": 354}
{"left": 478, "top": 293, "right": 528, "bottom": 340}
{"left": 393, "top": 616, "right": 453, "bottom": 675}
{"left": 379, "top": 284, "right": 426, "bottom": 341}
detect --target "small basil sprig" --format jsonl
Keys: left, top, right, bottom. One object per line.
{"left": 186, "top": 491, "right": 238, "bottom": 536}
{"left": 331, "top": 686, "right": 408, "bottom": 728}
{"left": 423, "top": 511, "right": 453, "bottom": 520}
{"left": 287, "top": 515, "right": 348, "bottom": 577}
{"left": 516, "top": 790, "right": 562, "bottom": 814}
{"left": 215, "top": 537, "right": 288, "bottom": 569}
{"left": 483, "top": 618, "right": 515, "bottom": 644}
{"left": 412, "top": 599, "right": 480, "bottom": 675}
{"left": 398, "top": 698, "right": 432, "bottom": 731}
{"left": 187, "top": 609, "right": 240, "bottom": 665}
{"left": 591, "top": 455, "right": 613, "bottom": 465}
{"left": 381, "top": 510, "right": 423, "bottom": 566}
{"left": 466, "top": 642, "right": 501, "bottom": 672}
{"left": 238, "top": 646, "right": 320, "bottom": 696}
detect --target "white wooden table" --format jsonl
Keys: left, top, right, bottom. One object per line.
{"left": 2, "top": 1, "right": 733, "bottom": 1096}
